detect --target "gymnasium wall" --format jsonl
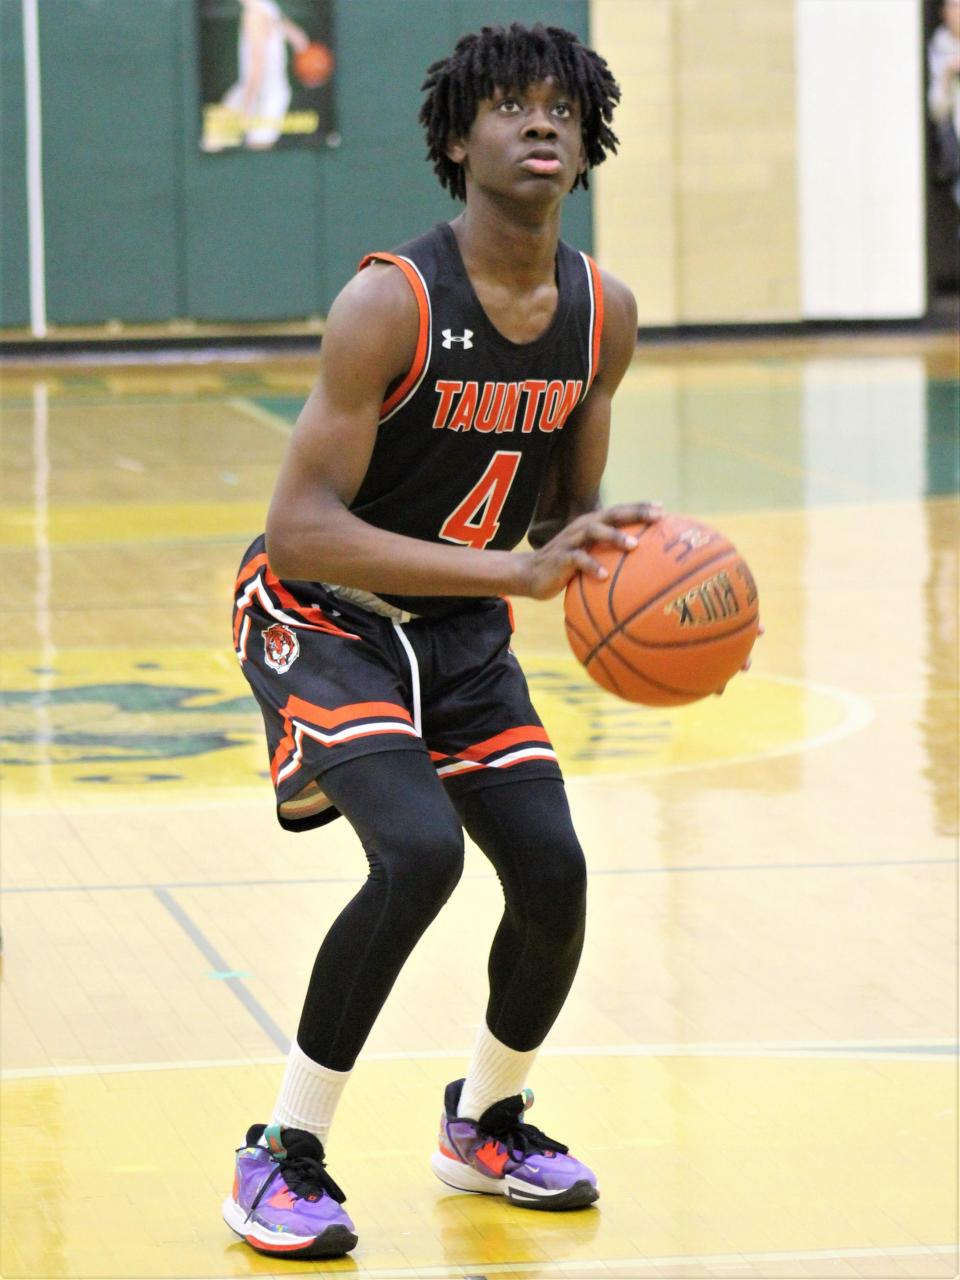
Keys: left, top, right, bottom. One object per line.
{"left": 0, "top": 0, "right": 593, "bottom": 330}
{"left": 2, "top": 0, "right": 929, "bottom": 332}
{"left": 795, "top": 0, "right": 925, "bottom": 318}
{"left": 592, "top": 0, "right": 926, "bottom": 324}
{"left": 1, "top": 1, "right": 32, "bottom": 328}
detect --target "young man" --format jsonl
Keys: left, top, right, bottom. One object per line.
{"left": 224, "top": 22, "right": 660, "bottom": 1260}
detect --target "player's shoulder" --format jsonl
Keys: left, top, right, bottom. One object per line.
{"left": 326, "top": 256, "right": 419, "bottom": 340}
{"left": 329, "top": 223, "right": 446, "bottom": 325}
{"left": 318, "top": 256, "right": 426, "bottom": 388}
{"left": 556, "top": 240, "right": 636, "bottom": 338}
{"left": 591, "top": 267, "right": 637, "bottom": 383}
{"left": 597, "top": 267, "right": 637, "bottom": 333}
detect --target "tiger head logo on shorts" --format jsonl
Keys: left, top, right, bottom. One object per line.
{"left": 262, "top": 623, "right": 300, "bottom": 674}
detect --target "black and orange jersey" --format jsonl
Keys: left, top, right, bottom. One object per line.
{"left": 349, "top": 221, "right": 604, "bottom": 616}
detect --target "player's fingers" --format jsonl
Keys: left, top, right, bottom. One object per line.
{"left": 571, "top": 548, "right": 609, "bottom": 580}
{"left": 601, "top": 501, "right": 663, "bottom": 526}
{"left": 574, "top": 519, "right": 639, "bottom": 551}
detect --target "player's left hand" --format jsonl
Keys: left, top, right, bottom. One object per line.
{"left": 716, "top": 622, "right": 764, "bottom": 694}
{"left": 519, "top": 501, "right": 663, "bottom": 601}
{"left": 743, "top": 621, "right": 765, "bottom": 670}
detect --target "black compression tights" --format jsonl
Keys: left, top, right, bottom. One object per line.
{"left": 296, "top": 751, "right": 587, "bottom": 1071}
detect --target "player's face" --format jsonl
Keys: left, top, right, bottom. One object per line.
{"left": 448, "top": 78, "right": 587, "bottom": 202}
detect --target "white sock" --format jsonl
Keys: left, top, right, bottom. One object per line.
{"left": 271, "top": 1039, "right": 351, "bottom": 1148}
{"left": 457, "top": 1024, "right": 539, "bottom": 1120}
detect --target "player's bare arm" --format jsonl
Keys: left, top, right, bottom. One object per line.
{"left": 266, "top": 265, "right": 651, "bottom": 602}
{"left": 521, "top": 271, "right": 661, "bottom": 599}
{"left": 266, "top": 263, "right": 525, "bottom": 598}
{"left": 227, "top": 27, "right": 634, "bottom": 1255}
{"left": 280, "top": 18, "right": 310, "bottom": 53}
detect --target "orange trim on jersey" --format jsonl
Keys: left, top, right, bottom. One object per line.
{"left": 461, "top": 724, "right": 551, "bottom": 762}
{"left": 281, "top": 695, "right": 414, "bottom": 731}
{"left": 586, "top": 254, "right": 604, "bottom": 388}
{"left": 272, "top": 725, "right": 418, "bottom": 786}
{"left": 433, "top": 752, "right": 558, "bottom": 778}
{"left": 233, "top": 554, "right": 358, "bottom": 649}
{"left": 358, "top": 252, "right": 430, "bottom": 418}
{"left": 270, "top": 696, "right": 415, "bottom": 783}
{"left": 234, "top": 551, "right": 270, "bottom": 592}
{"left": 436, "top": 725, "right": 552, "bottom": 766}
{"left": 267, "top": 574, "right": 356, "bottom": 637}
{"left": 499, "top": 595, "right": 516, "bottom": 633}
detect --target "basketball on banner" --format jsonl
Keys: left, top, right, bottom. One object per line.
{"left": 198, "top": 0, "right": 337, "bottom": 152}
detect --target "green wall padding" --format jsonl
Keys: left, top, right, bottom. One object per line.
{"left": 1, "top": 0, "right": 30, "bottom": 327}
{"left": 2, "top": 0, "right": 592, "bottom": 327}
{"left": 39, "top": 0, "right": 185, "bottom": 324}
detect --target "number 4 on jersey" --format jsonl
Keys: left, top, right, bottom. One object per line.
{"left": 439, "top": 450, "right": 522, "bottom": 550}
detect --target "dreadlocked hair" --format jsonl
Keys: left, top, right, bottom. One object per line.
{"left": 419, "top": 22, "right": 620, "bottom": 200}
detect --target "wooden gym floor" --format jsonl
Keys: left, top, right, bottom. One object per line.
{"left": 0, "top": 333, "right": 957, "bottom": 1279}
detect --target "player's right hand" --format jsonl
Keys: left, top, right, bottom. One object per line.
{"left": 517, "top": 501, "right": 663, "bottom": 601}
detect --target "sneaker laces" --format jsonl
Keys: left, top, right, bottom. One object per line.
{"left": 274, "top": 1149, "right": 347, "bottom": 1204}
{"left": 247, "top": 1130, "right": 347, "bottom": 1218}
{"left": 476, "top": 1093, "right": 569, "bottom": 1160}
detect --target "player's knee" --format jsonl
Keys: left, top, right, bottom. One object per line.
{"left": 507, "top": 821, "right": 586, "bottom": 946}
{"left": 414, "top": 826, "right": 465, "bottom": 907}
{"left": 535, "top": 831, "right": 587, "bottom": 930}
{"left": 381, "top": 812, "right": 465, "bottom": 911}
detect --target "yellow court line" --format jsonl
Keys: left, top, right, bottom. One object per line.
{"left": 558, "top": 671, "right": 875, "bottom": 781}
{"left": 0, "top": 671, "right": 871, "bottom": 812}
{"left": 1, "top": 494, "right": 950, "bottom": 551}
{"left": 224, "top": 394, "right": 295, "bottom": 435}
{"left": 0, "top": 499, "right": 266, "bottom": 547}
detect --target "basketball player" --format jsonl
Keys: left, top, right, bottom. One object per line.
{"left": 223, "top": 22, "right": 661, "bottom": 1259}
{"left": 215, "top": 0, "right": 309, "bottom": 150}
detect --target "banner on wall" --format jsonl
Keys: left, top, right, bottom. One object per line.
{"left": 198, "top": 0, "right": 337, "bottom": 151}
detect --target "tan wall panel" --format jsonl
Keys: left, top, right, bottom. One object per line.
{"left": 592, "top": 0, "right": 678, "bottom": 324}
{"left": 674, "top": 0, "right": 800, "bottom": 321}
{"left": 591, "top": 0, "right": 802, "bottom": 325}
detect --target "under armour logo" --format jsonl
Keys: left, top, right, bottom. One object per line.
{"left": 442, "top": 328, "right": 474, "bottom": 349}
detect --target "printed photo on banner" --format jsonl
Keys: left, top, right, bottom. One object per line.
{"left": 198, "top": 0, "right": 336, "bottom": 151}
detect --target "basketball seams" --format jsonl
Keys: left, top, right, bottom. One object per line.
{"left": 607, "top": 520, "right": 656, "bottom": 623}
{"left": 618, "top": 610, "right": 759, "bottom": 651}
{"left": 565, "top": 614, "right": 625, "bottom": 696}
{"left": 563, "top": 516, "right": 760, "bottom": 705}
{"left": 584, "top": 545, "right": 735, "bottom": 666}
{"left": 575, "top": 569, "right": 605, "bottom": 648}
{"left": 587, "top": 651, "right": 626, "bottom": 697}
{"left": 604, "top": 650, "right": 716, "bottom": 701}
{"left": 563, "top": 613, "right": 592, "bottom": 660}
{"left": 597, "top": 636, "right": 725, "bottom": 701}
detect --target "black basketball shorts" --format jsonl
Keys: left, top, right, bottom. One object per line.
{"left": 233, "top": 537, "right": 563, "bottom": 831}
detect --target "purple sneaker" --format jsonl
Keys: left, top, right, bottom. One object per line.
{"left": 222, "top": 1123, "right": 357, "bottom": 1258}
{"left": 430, "top": 1078, "right": 599, "bottom": 1210}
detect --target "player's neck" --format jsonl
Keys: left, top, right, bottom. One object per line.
{"left": 451, "top": 198, "right": 561, "bottom": 289}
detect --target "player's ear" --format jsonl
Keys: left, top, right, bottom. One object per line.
{"left": 446, "top": 135, "right": 467, "bottom": 165}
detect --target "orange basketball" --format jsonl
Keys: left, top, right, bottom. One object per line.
{"left": 293, "top": 42, "right": 334, "bottom": 89}
{"left": 563, "top": 514, "right": 760, "bottom": 706}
